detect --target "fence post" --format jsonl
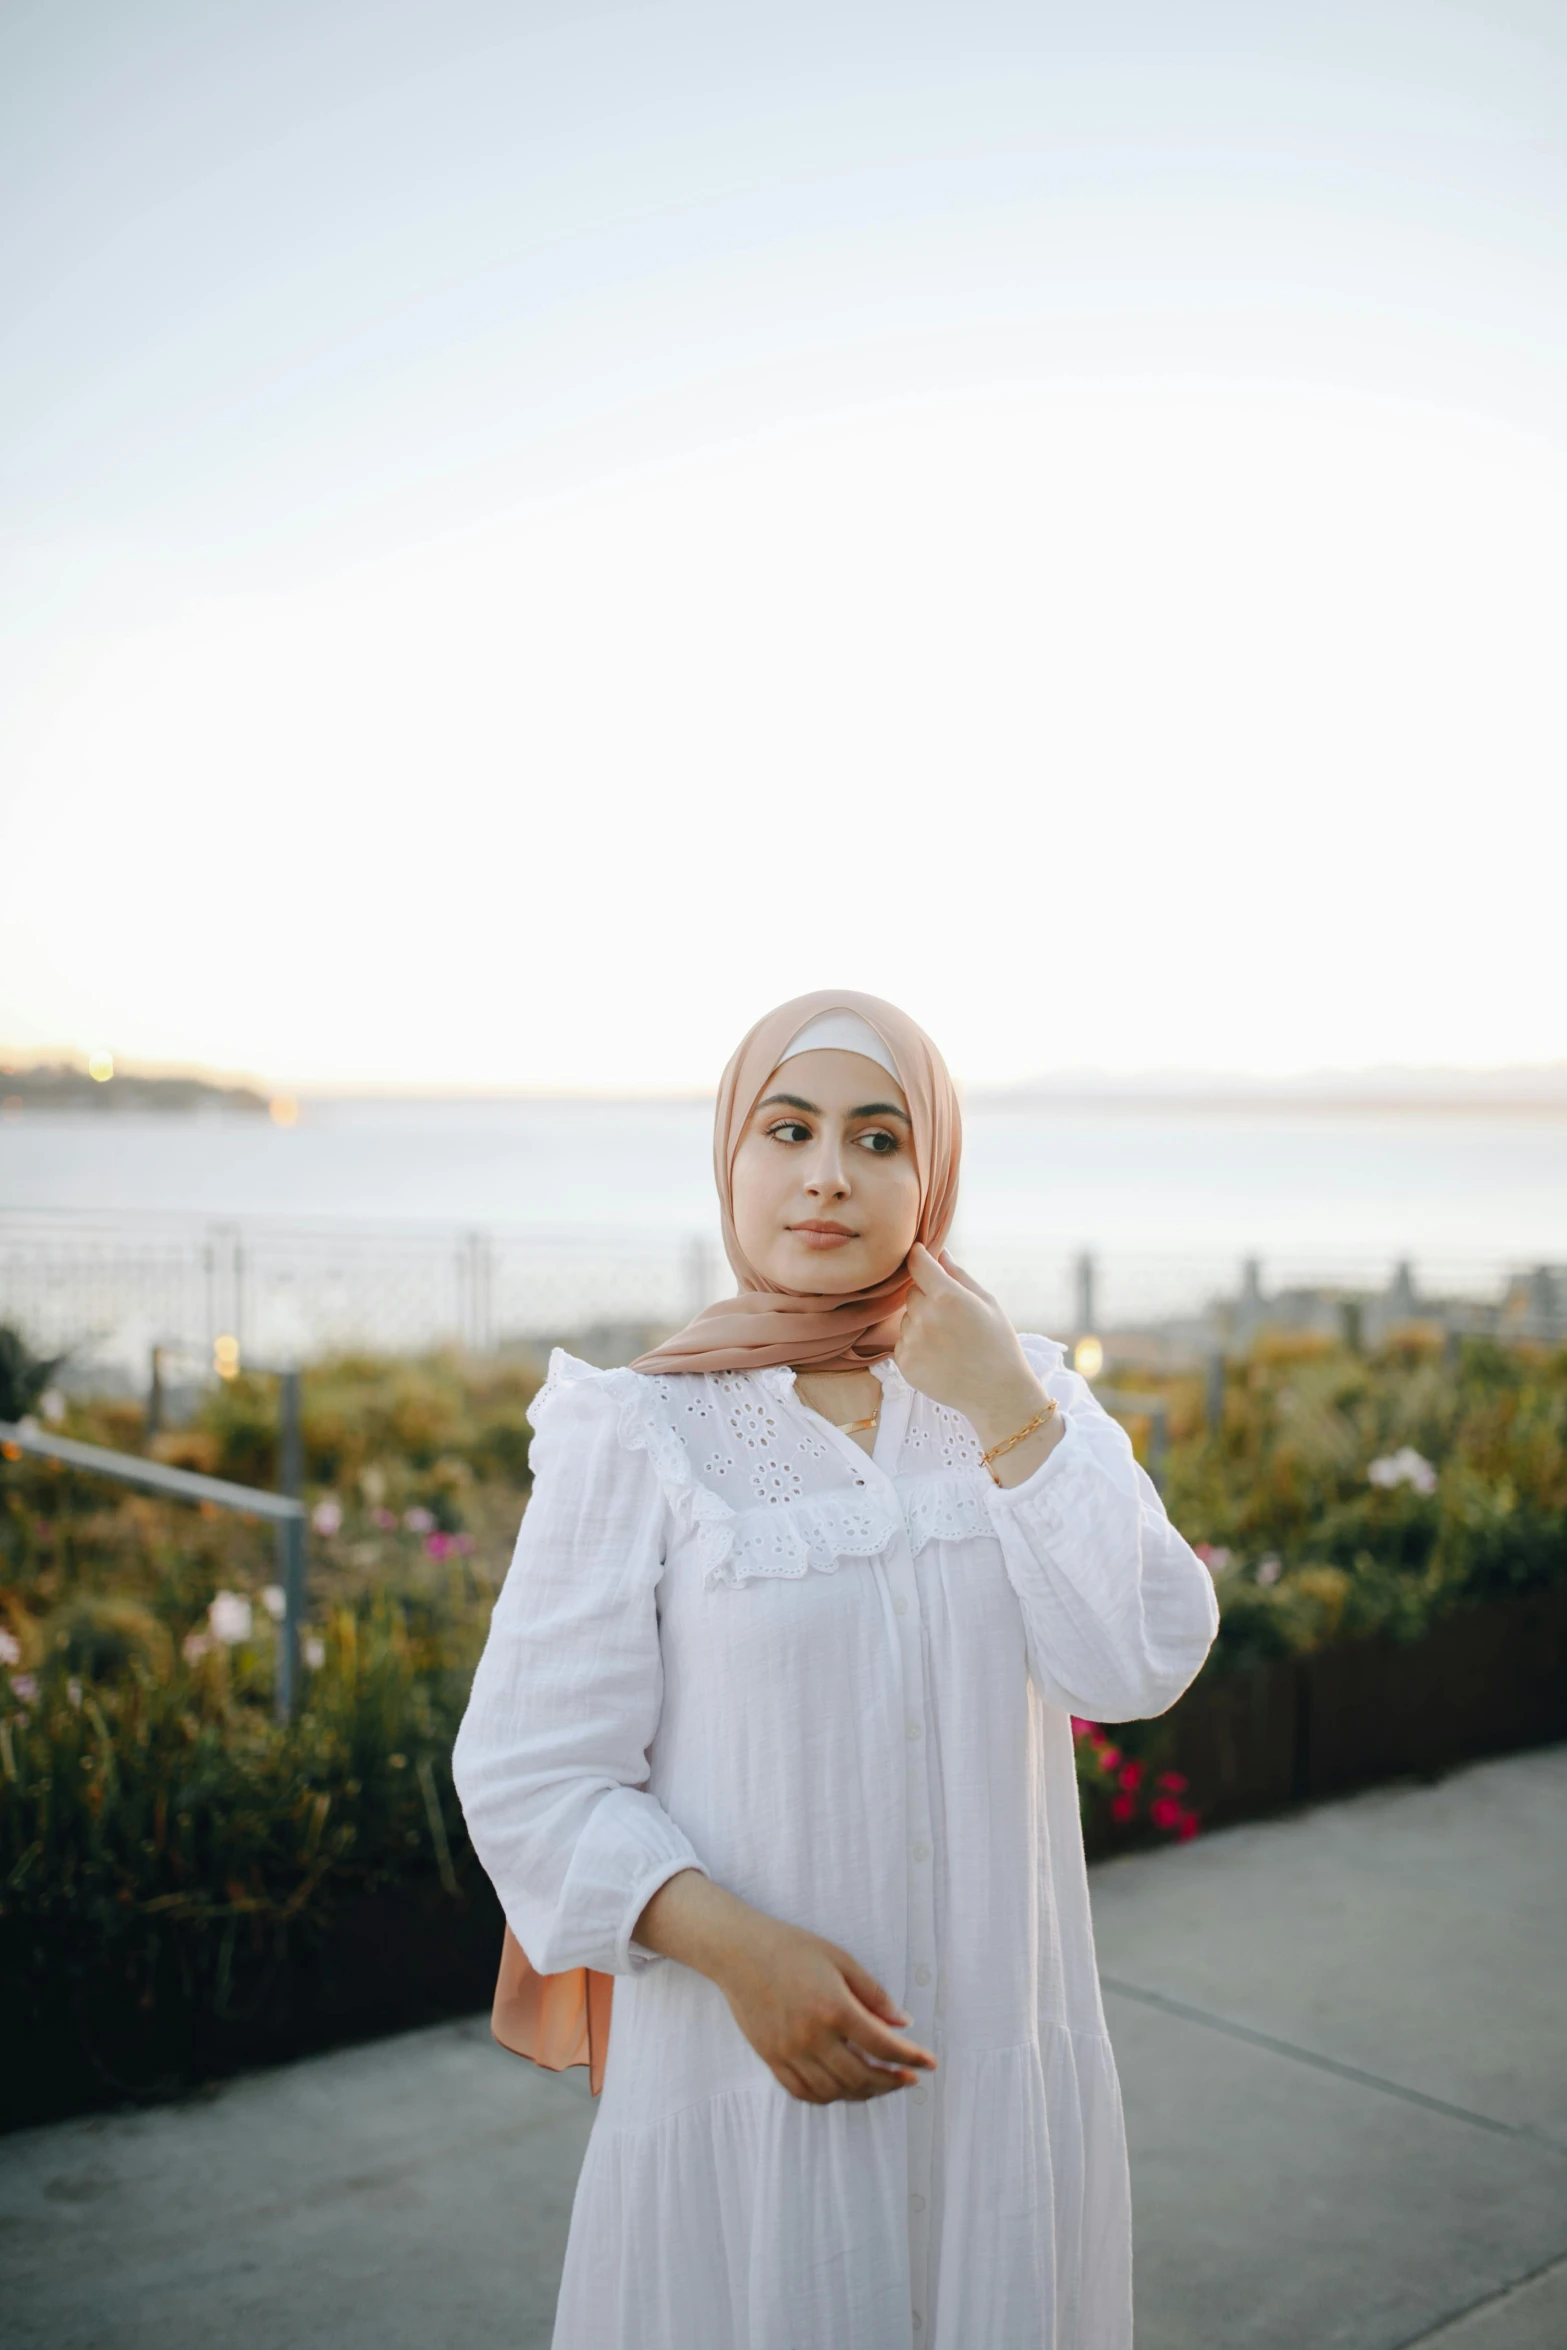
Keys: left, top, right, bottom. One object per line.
{"left": 460, "top": 1230, "right": 493, "bottom": 1353}
{"left": 1205, "top": 1350, "right": 1225, "bottom": 1437}
{"left": 1073, "top": 1251, "right": 1096, "bottom": 1339}
{"left": 275, "top": 1367, "right": 305, "bottom": 1723}
{"left": 147, "top": 1343, "right": 165, "bottom": 1438}
{"left": 1148, "top": 1401, "right": 1168, "bottom": 1495}
{"left": 1237, "top": 1256, "right": 1264, "bottom": 1347}
{"left": 684, "top": 1235, "right": 715, "bottom": 1322}
{"left": 475, "top": 1230, "right": 494, "bottom": 1352}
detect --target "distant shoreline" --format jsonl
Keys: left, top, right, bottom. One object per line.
{"left": 965, "top": 1088, "right": 1567, "bottom": 1119}
{"left": 6, "top": 1089, "right": 1566, "bottom": 1120}
{"left": 3, "top": 1056, "right": 1564, "bottom": 1121}
{"left": 0, "top": 1065, "right": 268, "bottom": 1117}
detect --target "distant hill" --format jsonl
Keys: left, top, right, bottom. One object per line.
{"left": 969, "top": 1064, "right": 1567, "bottom": 1116}
{"left": 0, "top": 1062, "right": 269, "bottom": 1117}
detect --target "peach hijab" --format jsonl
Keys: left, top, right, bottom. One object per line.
{"left": 632, "top": 985, "right": 963, "bottom": 1375}
{"left": 490, "top": 987, "right": 962, "bottom": 2093}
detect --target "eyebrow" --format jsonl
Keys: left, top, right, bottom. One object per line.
{"left": 758, "top": 1092, "right": 912, "bottom": 1125}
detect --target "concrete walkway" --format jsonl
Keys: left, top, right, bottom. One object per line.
{"left": 4, "top": 1743, "right": 1564, "bottom": 2350}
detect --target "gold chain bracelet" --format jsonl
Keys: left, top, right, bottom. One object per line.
{"left": 980, "top": 1396, "right": 1059, "bottom": 1481}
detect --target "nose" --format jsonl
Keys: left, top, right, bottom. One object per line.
{"left": 803, "top": 1123, "right": 850, "bottom": 1202}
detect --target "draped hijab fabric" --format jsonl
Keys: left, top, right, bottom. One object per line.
{"left": 490, "top": 987, "right": 962, "bottom": 2094}
{"left": 630, "top": 987, "right": 962, "bottom": 1376}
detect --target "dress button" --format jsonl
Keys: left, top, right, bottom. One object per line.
{"left": 915, "top": 1965, "right": 932, "bottom": 1987}
{"left": 893, "top": 1595, "right": 909, "bottom": 1616}
{"left": 911, "top": 2085, "right": 929, "bottom": 2105}
{"left": 906, "top": 1719, "right": 922, "bottom": 1742}
{"left": 913, "top": 1841, "right": 929, "bottom": 1862}
{"left": 909, "top": 2192, "right": 926, "bottom": 2214}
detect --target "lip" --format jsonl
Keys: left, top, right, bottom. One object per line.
{"left": 789, "top": 1220, "right": 858, "bottom": 1248}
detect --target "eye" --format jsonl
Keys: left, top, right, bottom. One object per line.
{"left": 766, "top": 1119, "right": 812, "bottom": 1145}
{"left": 856, "top": 1128, "right": 901, "bottom": 1155}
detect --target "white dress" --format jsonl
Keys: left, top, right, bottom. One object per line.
{"left": 451, "top": 1335, "right": 1220, "bottom": 2350}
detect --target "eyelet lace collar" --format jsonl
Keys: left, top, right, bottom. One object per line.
{"left": 529, "top": 1339, "right": 1062, "bottom": 1590}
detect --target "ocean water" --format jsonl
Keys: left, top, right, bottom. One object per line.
{"left": 5, "top": 1096, "right": 1564, "bottom": 1273}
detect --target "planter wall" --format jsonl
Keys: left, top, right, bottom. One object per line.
{"left": 1, "top": 1876, "right": 507, "bottom": 2135}
{"left": 1083, "top": 1584, "right": 1567, "bottom": 1861}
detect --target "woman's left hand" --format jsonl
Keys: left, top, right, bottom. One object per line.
{"left": 894, "top": 1244, "right": 1062, "bottom": 1464}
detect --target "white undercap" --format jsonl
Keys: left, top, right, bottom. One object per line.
{"left": 774, "top": 1010, "right": 900, "bottom": 1081}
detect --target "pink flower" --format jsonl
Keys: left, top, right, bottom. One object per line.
{"left": 372, "top": 1508, "right": 398, "bottom": 1531}
{"left": 1177, "top": 1815, "right": 1200, "bottom": 1842}
{"left": 1109, "top": 1793, "right": 1137, "bottom": 1822}
{"left": 1149, "top": 1795, "right": 1182, "bottom": 1830}
{"left": 1070, "top": 1718, "right": 1099, "bottom": 1740}
{"left": 403, "top": 1506, "right": 434, "bottom": 1534}
{"left": 424, "top": 1532, "right": 452, "bottom": 1561}
{"left": 453, "top": 1532, "right": 475, "bottom": 1555}
{"left": 1117, "top": 1761, "right": 1144, "bottom": 1792}
{"left": 10, "top": 1672, "right": 37, "bottom": 1701}
{"left": 1096, "top": 1744, "right": 1122, "bottom": 1771}
{"left": 1156, "top": 1771, "right": 1189, "bottom": 1793}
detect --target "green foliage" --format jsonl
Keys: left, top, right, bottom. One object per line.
{"left": 1139, "top": 1332, "right": 1567, "bottom": 1672}
{"left": 0, "top": 1590, "right": 485, "bottom": 2044}
{"left": 197, "top": 1349, "right": 544, "bottom": 1495}
{"left": 0, "top": 1323, "right": 63, "bottom": 1424}
{"left": 0, "top": 1347, "right": 542, "bottom": 2089}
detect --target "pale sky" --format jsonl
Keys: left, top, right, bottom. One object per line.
{"left": 3, "top": 0, "right": 1565, "bottom": 1093}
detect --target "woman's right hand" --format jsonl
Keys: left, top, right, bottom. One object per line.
{"left": 633, "top": 1869, "right": 937, "bottom": 2105}
{"left": 717, "top": 1910, "right": 937, "bottom": 2104}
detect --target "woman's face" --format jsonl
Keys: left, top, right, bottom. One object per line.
{"left": 729, "top": 1047, "right": 922, "bottom": 1294}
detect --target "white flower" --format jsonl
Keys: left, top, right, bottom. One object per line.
{"left": 208, "top": 1590, "right": 253, "bottom": 1645}
{"left": 0, "top": 1629, "right": 20, "bottom": 1667}
{"left": 312, "top": 1497, "right": 343, "bottom": 1538}
{"left": 1368, "top": 1447, "right": 1438, "bottom": 1496}
{"left": 182, "top": 1630, "right": 214, "bottom": 1664}
{"left": 1255, "top": 1555, "right": 1282, "bottom": 1587}
{"left": 302, "top": 1634, "right": 326, "bottom": 1671}
{"left": 261, "top": 1584, "right": 287, "bottom": 1621}
{"left": 403, "top": 1506, "right": 434, "bottom": 1534}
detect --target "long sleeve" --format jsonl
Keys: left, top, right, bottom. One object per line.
{"left": 983, "top": 1341, "right": 1219, "bottom": 1722}
{"left": 450, "top": 1363, "right": 709, "bottom": 1977}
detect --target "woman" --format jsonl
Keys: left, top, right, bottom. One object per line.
{"left": 451, "top": 989, "right": 1219, "bottom": 2350}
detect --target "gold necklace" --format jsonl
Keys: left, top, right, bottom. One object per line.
{"left": 834, "top": 1405, "right": 881, "bottom": 1435}
{"left": 796, "top": 1371, "right": 881, "bottom": 1436}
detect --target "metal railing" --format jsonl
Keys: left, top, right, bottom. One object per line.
{"left": 1, "top": 1386, "right": 309, "bottom": 1723}
{"left": 5, "top": 1205, "right": 1555, "bottom": 1371}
